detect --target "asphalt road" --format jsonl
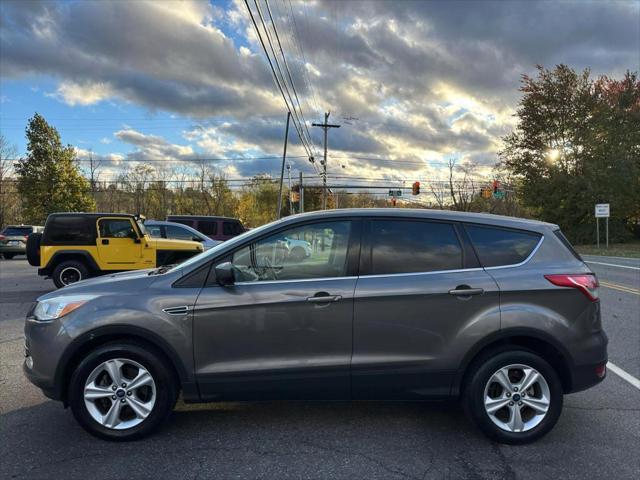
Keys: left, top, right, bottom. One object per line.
{"left": 1, "top": 256, "right": 639, "bottom": 480}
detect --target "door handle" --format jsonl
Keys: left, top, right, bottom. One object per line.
{"left": 306, "top": 294, "right": 342, "bottom": 303}
{"left": 101, "top": 239, "right": 109, "bottom": 245}
{"left": 448, "top": 287, "right": 484, "bottom": 296}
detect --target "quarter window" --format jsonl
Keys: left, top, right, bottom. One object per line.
{"left": 369, "top": 220, "right": 463, "bottom": 274}
{"left": 231, "top": 221, "right": 351, "bottom": 282}
{"left": 465, "top": 225, "right": 541, "bottom": 267}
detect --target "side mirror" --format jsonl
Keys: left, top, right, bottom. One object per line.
{"left": 134, "top": 237, "right": 141, "bottom": 244}
{"left": 214, "top": 261, "right": 235, "bottom": 286}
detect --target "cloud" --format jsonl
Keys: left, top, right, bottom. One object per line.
{"left": 1, "top": 0, "right": 637, "bottom": 181}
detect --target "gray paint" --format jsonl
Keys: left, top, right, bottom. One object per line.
{"left": 24, "top": 208, "right": 607, "bottom": 406}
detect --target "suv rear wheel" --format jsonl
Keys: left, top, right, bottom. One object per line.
{"left": 68, "top": 341, "right": 178, "bottom": 441}
{"left": 52, "top": 260, "right": 89, "bottom": 288}
{"left": 463, "top": 350, "right": 563, "bottom": 444}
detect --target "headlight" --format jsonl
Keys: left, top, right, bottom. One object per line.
{"left": 32, "top": 294, "right": 98, "bottom": 322}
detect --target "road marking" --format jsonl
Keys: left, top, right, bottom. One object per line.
{"left": 599, "top": 281, "right": 640, "bottom": 295}
{"left": 585, "top": 260, "right": 640, "bottom": 271}
{"left": 607, "top": 362, "right": 640, "bottom": 390}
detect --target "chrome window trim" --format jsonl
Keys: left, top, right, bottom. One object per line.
{"left": 235, "top": 275, "right": 358, "bottom": 286}
{"left": 483, "top": 235, "right": 544, "bottom": 270}
{"left": 359, "top": 267, "right": 485, "bottom": 280}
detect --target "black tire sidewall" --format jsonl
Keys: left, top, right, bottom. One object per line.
{"left": 52, "top": 260, "right": 89, "bottom": 288}
{"left": 68, "top": 342, "right": 177, "bottom": 441}
{"left": 464, "top": 350, "right": 563, "bottom": 445}
{"left": 3, "top": 253, "right": 15, "bottom": 259}
{"left": 26, "top": 232, "right": 42, "bottom": 266}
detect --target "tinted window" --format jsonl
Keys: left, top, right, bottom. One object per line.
{"left": 171, "top": 218, "right": 195, "bottom": 228}
{"left": 465, "top": 225, "right": 541, "bottom": 267}
{"left": 370, "top": 220, "right": 462, "bottom": 274}
{"left": 199, "top": 221, "right": 217, "bottom": 235}
{"left": 166, "top": 224, "right": 197, "bottom": 241}
{"left": 232, "top": 221, "right": 351, "bottom": 281}
{"left": 2, "top": 227, "right": 32, "bottom": 236}
{"left": 223, "top": 221, "right": 242, "bottom": 236}
{"left": 98, "top": 219, "right": 136, "bottom": 239}
{"left": 47, "top": 216, "right": 94, "bottom": 244}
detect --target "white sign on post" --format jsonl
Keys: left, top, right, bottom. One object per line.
{"left": 595, "top": 203, "right": 610, "bottom": 218}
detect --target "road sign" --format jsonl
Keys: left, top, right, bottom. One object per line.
{"left": 388, "top": 189, "right": 402, "bottom": 197}
{"left": 492, "top": 191, "right": 505, "bottom": 200}
{"left": 595, "top": 203, "right": 610, "bottom": 218}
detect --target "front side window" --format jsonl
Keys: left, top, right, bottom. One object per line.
{"left": 231, "top": 221, "right": 352, "bottom": 282}
{"left": 166, "top": 225, "right": 197, "bottom": 241}
{"left": 465, "top": 225, "right": 541, "bottom": 267}
{"left": 370, "top": 220, "right": 463, "bottom": 274}
{"left": 98, "top": 219, "right": 137, "bottom": 239}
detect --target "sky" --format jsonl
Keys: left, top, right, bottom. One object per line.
{"left": 1, "top": 0, "right": 639, "bottom": 186}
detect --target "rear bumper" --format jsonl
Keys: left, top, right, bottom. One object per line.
{"left": 0, "top": 245, "right": 26, "bottom": 253}
{"left": 568, "top": 330, "right": 608, "bottom": 393}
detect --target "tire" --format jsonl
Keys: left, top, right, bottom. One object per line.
{"left": 3, "top": 253, "right": 15, "bottom": 259}
{"left": 68, "top": 341, "right": 178, "bottom": 441}
{"left": 463, "top": 349, "right": 563, "bottom": 445}
{"left": 52, "top": 260, "right": 90, "bottom": 288}
{"left": 289, "top": 246, "right": 306, "bottom": 262}
{"left": 26, "top": 232, "right": 42, "bottom": 266}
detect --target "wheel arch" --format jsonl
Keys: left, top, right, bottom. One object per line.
{"left": 56, "top": 324, "right": 190, "bottom": 405}
{"left": 46, "top": 250, "right": 100, "bottom": 273}
{"left": 453, "top": 327, "right": 575, "bottom": 396}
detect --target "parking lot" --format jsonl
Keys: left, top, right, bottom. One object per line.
{"left": 1, "top": 256, "right": 638, "bottom": 480}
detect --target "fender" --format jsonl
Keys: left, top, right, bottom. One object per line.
{"left": 43, "top": 250, "right": 101, "bottom": 273}
{"left": 451, "top": 326, "right": 575, "bottom": 396}
{"left": 55, "top": 324, "right": 193, "bottom": 403}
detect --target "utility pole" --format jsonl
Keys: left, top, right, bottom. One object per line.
{"left": 312, "top": 112, "right": 340, "bottom": 209}
{"left": 299, "top": 171, "right": 304, "bottom": 213}
{"left": 277, "top": 112, "right": 291, "bottom": 219}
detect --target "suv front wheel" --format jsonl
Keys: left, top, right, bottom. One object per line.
{"left": 68, "top": 341, "right": 178, "bottom": 441}
{"left": 52, "top": 260, "right": 89, "bottom": 288}
{"left": 463, "top": 350, "right": 563, "bottom": 444}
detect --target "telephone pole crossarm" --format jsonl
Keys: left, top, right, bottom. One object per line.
{"left": 312, "top": 112, "right": 340, "bottom": 209}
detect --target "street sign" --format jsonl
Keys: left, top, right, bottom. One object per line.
{"left": 595, "top": 203, "right": 610, "bottom": 218}
{"left": 388, "top": 189, "right": 402, "bottom": 197}
{"left": 492, "top": 191, "right": 505, "bottom": 200}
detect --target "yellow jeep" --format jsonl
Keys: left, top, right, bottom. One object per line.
{"left": 27, "top": 213, "right": 203, "bottom": 288}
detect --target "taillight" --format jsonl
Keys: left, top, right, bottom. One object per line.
{"left": 0, "top": 235, "right": 4, "bottom": 240}
{"left": 544, "top": 274, "right": 599, "bottom": 301}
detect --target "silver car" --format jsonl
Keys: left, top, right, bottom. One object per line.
{"left": 144, "top": 220, "right": 222, "bottom": 250}
{"left": 23, "top": 209, "right": 607, "bottom": 443}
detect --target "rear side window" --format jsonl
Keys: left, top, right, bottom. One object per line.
{"left": 369, "top": 220, "right": 463, "bottom": 274}
{"left": 465, "top": 225, "right": 541, "bottom": 267}
{"left": 46, "top": 216, "right": 95, "bottom": 245}
{"left": 199, "top": 221, "right": 217, "bottom": 235}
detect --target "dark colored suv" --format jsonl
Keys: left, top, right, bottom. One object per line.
{"left": 166, "top": 215, "right": 244, "bottom": 241}
{"left": 23, "top": 209, "right": 607, "bottom": 444}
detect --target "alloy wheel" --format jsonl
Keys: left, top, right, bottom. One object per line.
{"left": 83, "top": 358, "right": 156, "bottom": 430}
{"left": 483, "top": 363, "right": 551, "bottom": 433}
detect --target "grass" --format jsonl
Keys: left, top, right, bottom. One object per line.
{"left": 575, "top": 240, "right": 640, "bottom": 258}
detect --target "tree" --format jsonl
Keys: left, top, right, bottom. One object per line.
{"left": 0, "top": 134, "right": 20, "bottom": 227}
{"left": 500, "top": 65, "right": 640, "bottom": 243}
{"left": 16, "top": 113, "right": 94, "bottom": 223}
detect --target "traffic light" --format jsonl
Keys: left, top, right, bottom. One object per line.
{"left": 492, "top": 180, "right": 500, "bottom": 194}
{"left": 412, "top": 181, "right": 421, "bottom": 195}
{"left": 481, "top": 187, "right": 492, "bottom": 199}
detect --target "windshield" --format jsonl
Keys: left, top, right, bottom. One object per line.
{"left": 163, "top": 218, "right": 285, "bottom": 273}
{"left": 136, "top": 220, "right": 147, "bottom": 236}
{"left": 2, "top": 227, "right": 32, "bottom": 236}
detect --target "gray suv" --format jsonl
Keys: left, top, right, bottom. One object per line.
{"left": 24, "top": 209, "right": 607, "bottom": 443}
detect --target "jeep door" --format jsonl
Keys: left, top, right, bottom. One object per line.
{"left": 96, "top": 218, "right": 143, "bottom": 268}
{"left": 352, "top": 218, "right": 500, "bottom": 399}
{"left": 193, "top": 219, "right": 360, "bottom": 400}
